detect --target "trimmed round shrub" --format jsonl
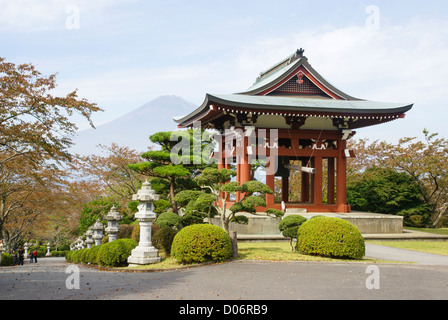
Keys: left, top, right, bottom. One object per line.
{"left": 296, "top": 216, "right": 365, "bottom": 259}
{"left": 97, "top": 239, "right": 138, "bottom": 267}
{"left": 156, "top": 212, "right": 181, "bottom": 229}
{"left": 171, "top": 224, "right": 233, "bottom": 264}
{"left": 279, "top": 215, "right": 307, "bottom": 236}
{"left": 153, "top": 227, "right": 177, "bottom": 255}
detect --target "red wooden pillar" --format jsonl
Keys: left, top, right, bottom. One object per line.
{"left": 240, "top": 136, "right": 251, "bottom": 184}
{"left": 327, "top": 157, "right": 335, "bottom": 204}
{"left": 313, "top": 156, "right": 323, "bottom": 205}
{"left": 281, "top": 176, "right": 289, "bottom": 203}
{"left": 266, "top": 173, "right": 275, "bottom": 205}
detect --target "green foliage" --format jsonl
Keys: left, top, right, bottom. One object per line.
{"left": 278, "top": 215, "right": 307, "bottom": 250}
{"left": 50, "top": 250, "right": 68, "bottom": 257}
{"left": 97, "top": 239, "right": 138, "bottom": 267}
{"left": 154, "top": 199, "right": 172, "bottom": 214}
{"left": 153, "top": 227, "right": 178, "bottom": 255}
{"left": 128, "top": 130, "right": 214, "bottom": 214}
{"left": 66, "top": 245, "right": 102, "bottom": 265}
{"left": 265, "top": 208, "right": 285, "bottom": 218}
{"left": 195, "top": 168, "right": 236, "bottom": 187}
{"left": 296, "top": 216, "right": 365, "bottom": 259}
{"left": 347, "top": 167, "right": 429, "bottom": 224}
{"left": 171, "top": 224, "right": 233, "bottom": 264}
{"left": 78, "top": 197, "right": 116, "bottom": 234}
{"left": 1, "top": 253, "right": 13, "bottom": 266}
{"left": 86, "top": 245, "right": 101, "bottom": 265}
{"left": 156, "top": 212, "right": 181, "bottom": 229}
{"left": 194, "top": 167, "right": 277, "bottom": 233}
{"left": 174, "top": 190, "right": 216, "bottom": 226}
{"left": 29, "top": 245, "right": 48, "bottom": 258}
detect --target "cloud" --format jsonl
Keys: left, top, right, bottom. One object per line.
{"left": 0, "top": 0, "right": 137, "bottom": 31}
{"left": 232, "top": 18, "right": 448, "bottom": 141}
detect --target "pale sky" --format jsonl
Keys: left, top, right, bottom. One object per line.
{"left": 1, "top": 0, "right": 447, "bottom": 142}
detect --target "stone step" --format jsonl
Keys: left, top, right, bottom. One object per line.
{"left": 285, "top": 208, "right": 307, "bottom": 214}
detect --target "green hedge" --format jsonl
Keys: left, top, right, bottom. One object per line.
{"left": 97, "top": 239, "right": 137, "bottom": 267}
{"left": 66, "top": 239, "right": 138, "bottom": 267}
{"left": 296, "top": 216, "right": 365, "bottom": 259}
{"left": 1, "top": 253, "right": 13, "bottom": 266}
{"left": 171, "top": 224, "right": 232, "bottom": 264}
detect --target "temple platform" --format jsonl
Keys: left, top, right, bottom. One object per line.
{"left": 208, "top": 210, "right": 448, "bottom": 241}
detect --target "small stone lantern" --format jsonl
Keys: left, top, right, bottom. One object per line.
{"left": 105, "top": 206, "right": 122, "bottom": 242}
{"left": 24, "top": 242, "right": 29, "bottom": 258}
{"left": 93, "top": 219, "right": 104, "bottom": 246}
{"left": 127, "top": 180, "right": 161, "bottom": 265}
{"left": 45, "top": 242, "right": 52, "bottom": 256}
{"left": 85, "top": 227, "right": 94, "bottom": 248}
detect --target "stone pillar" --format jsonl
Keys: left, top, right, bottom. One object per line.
{"left": 93, "top": 219, "right": 104, "bottom": 246}
{"left": 45, "top": 242, "right": 52, "bottom": 257}
{"left": 24, "top": 242, "right": 29, "bottom": 259}
{"left": 127, "top": 180, "right": 161, "bottom": 266}
{"left": 85, "top": 227, "right": 94, "bottom": 249}
{"left": 105, "top": 206, "right": 122, "bottom": 242}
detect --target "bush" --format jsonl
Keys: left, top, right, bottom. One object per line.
{"left": 50, "top": 250, "right": 69, "bottom": 257}
{"left": 153, "top": 227, "right": 177, "bottom": 255}
{"left": 85, "top": 245, "right": 101, "bottom": 265}
{"left": 171, "top": 224, "right": 233, "bottom": 264}
{"left": 1, "top": 253, "right": 13, "bottom": 266}
{"left": 97, "top": 239, "right": 137, "bottom": 267}
{"left": 156, "top": 212, "right": 181, "bottom": 229}
{"left": 296, "top": 216, "right": 365, "bottom": 259}
{"left": 278, "top": 215, "right": 307, "bottom": 250}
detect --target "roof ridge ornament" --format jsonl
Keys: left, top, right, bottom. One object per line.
{"left": 296, "top": 48, "right": 304, "bottom": 58}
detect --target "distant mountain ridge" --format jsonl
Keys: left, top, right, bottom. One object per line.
{"left": 70, "top": 95, "right": 196, "bottom": 155}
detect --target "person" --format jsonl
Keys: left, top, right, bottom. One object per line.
{"left": 33, "top": 249, "right": 37, "bottom": 263}
{"left": 18, "top": 247, "right": 24, "bottom": 265}
{"left": 29, "top": 251, "right": 34, "bottom": 263}
{"left": 12, "top": 251, "right": 17, "bottom": 266}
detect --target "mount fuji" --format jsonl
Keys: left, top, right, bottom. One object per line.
{"left": 70, "top": 95, "right": 197, "bottom": 155}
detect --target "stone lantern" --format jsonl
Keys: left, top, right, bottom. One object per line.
{"left": 93, "top": 219, "right": 104, "bottom": 246}
{"left": 127, "top": 180, "right": 161, "bottom": 265}
{"left": 85, "top": 226, "right": 94, "bottom": 249}
{"left": 105, "top": 206, "right": 122, "bottom": 242}
{"left": 45, "top": 242, "right": 52, "bottom": 256}
{"left": 24, "top": 242, "right": 29, "bottom": 258}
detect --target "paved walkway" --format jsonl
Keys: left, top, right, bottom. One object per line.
{"left": 1, "top": 243, "right": 448, "bottom": 301}
{"left": 365, "top": 243, "right": 448, "bottom": 266}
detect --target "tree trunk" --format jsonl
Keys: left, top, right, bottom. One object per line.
{"left": 169, "top": 178, "right": 178, "bottom": 214}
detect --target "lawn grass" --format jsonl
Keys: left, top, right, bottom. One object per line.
{"left": 367, "top": 240, "right": 448, "bottom": 256}
{"left": 122, "top": 241, "right": 379, "bottom": 271}
{"left": 405, "top": 227, "right": 448, "bottom": 236}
